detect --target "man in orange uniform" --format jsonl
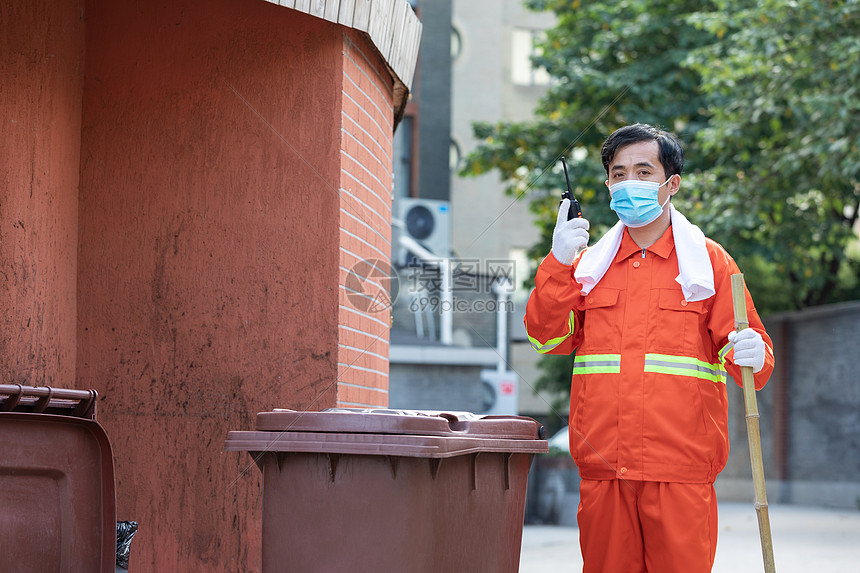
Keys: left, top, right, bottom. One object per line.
{"left": 525, "top": 124, "right": 773, "bottom": 572}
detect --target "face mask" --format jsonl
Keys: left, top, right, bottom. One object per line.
{"left": 608, "top": 177, "right": 672, "bottom": 228}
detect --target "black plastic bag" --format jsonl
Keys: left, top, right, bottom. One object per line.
{"left": 116, "top": 521, "right": 138, "bottom": 569}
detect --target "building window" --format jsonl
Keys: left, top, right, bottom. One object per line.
{"left": 511, "top": 28, "right": 551, "bottom": 86}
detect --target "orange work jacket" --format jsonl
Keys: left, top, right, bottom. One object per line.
{"left": 525, "top": 225, "right": 774, "bottom": 483}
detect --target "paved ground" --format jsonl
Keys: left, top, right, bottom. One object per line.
{"left": 520, "top": 502, "right": 860, "bottom": 572}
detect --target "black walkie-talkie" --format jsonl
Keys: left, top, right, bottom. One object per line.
{"left": 560, "top": 156, "right": 582, "bottom": 220}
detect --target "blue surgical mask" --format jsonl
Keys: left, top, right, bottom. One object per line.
{"left": 608, "top": 177, "right": 672, "bottom": 228}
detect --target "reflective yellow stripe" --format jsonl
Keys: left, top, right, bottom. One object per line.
{"left": 644, "top": 353, "right": 727, "bottom": 384}
{"left": 527, "top": 311, "right": 576, "bottom": 354}
{"left": 718, "top": 342, "right": 733, "bottom": 365}
{"left": 573, "top": 354, "right": 621, "bottom": 374}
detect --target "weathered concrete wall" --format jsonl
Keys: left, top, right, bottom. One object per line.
{"left": 718, "top": 301, "right": 860, "bottom": 509}
{"left": 3, "top": 0, "right": 404, "bottom": 567}
{"left": 0, "top": 0, "right": 83, "bottom": 387}
{"left": 77, "top": 1, "right": 343, "bottom": 569}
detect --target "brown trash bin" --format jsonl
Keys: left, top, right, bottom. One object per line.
{"left": 225, "top": 408, "right": 548, "bottom": 573}
{"left": 0, "top": 385, "right": 116, "bottom": 573}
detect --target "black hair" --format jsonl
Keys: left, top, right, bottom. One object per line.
{"left": 600, "top": 123, "right": 685, "bottom": 177}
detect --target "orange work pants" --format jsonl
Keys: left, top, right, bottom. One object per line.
{"left": 577, "top": 479, "right": 718, "bottom": 573}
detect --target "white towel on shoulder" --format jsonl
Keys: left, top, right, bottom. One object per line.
{"left": 573, "top": 220, "right": 625, "bottom": 296}
{"left": 574, "top": 204, "right": 715, "bottom": 302}
{"left": 671, "top": 206, "right": 716, "bottom": 302}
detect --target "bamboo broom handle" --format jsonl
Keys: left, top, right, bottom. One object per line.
{"left": 731, "top": 273, "right": 776, "bottom": 573}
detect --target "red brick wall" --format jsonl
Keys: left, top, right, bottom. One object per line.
{"left": 337, "top": 31, "right": 394, "bottom": 408}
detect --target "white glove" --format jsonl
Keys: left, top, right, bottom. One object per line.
{"left": 551, "top": 199, "right": 590, "bottom": 265}
{"left": 728, "top": 329, "right": 766, "bottom": 373}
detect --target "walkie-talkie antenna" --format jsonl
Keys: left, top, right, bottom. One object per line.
{"left": 560, "top": 156, "right": 582, "bottom": 220}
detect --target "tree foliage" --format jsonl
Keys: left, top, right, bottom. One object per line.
{"left": 461, "top": 0, "right": 860, "bottom": 397}
{"left": 464, "top": 0, "right": 718, "bottom": 282}
{"left": 685, "top": 0, "right": 860, "bottom": 309}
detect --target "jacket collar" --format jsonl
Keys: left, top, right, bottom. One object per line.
{"left": 615, "top": 225, "right": 676, "bottom": 263}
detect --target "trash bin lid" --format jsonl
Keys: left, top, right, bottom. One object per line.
{"left": 224, "top": 408, "right": 548, "bottom": 458}
{"left": 0, "top": 412, "right": 116, "bottom": 572}
{"left": 255, "top": 408, "right": 543, "bottom": 440}
{"left": 0, "top": 383, "right": 98, "bottom": 419}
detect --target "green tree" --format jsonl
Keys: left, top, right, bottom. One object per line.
{"left": 463, "top": 0, "right": 719, "bottom": 285}
{"left": 461, "top": 0, "right": 860, "bottom": 397}
{"left": 685, "top": 0, "right": 860, "bottom": 309}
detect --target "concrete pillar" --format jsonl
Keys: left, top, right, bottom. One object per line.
{"left": 77, "top": 1, "right": 342, "bottom": 569}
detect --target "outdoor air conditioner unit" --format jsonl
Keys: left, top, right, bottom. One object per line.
{"left": 393, "top": 198, "right": 451, "bottom": 267}
{"left": 478, "top": 369, "right": 519, "bottom": 416}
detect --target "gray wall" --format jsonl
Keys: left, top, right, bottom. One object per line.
{"left": 717, "top": 301, "right": 860, "bottom": 509}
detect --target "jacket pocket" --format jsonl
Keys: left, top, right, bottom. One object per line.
{"left": 578, "top": 287, "right": 622, "bottom": 350}
{"left": 650, "top": 288, "right": 706, "bottom": 353}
